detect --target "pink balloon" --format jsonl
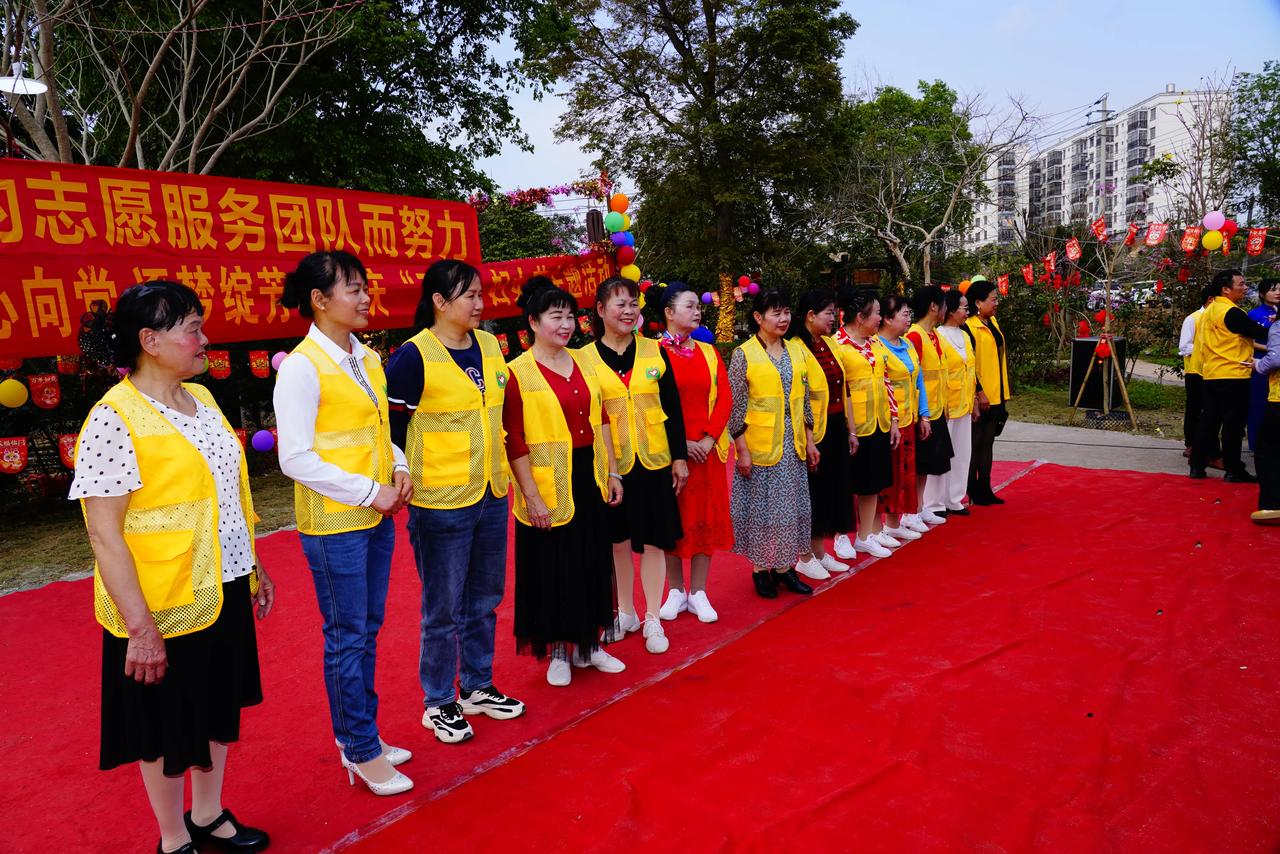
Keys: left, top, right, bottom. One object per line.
{"left": 271, "top": 351, "right": 288, "bottom": 372}
{"left": 1203, "top": 211, "right": 1225, "bottom": 231}
{"left": 747, "top": 282, "right": 761, "bottom": 295}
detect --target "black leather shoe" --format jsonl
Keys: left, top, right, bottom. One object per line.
{"left": 158, "top": 842, "right": 197, "bottom": 854}
{"left": 985, "top": 492, "right": 1005, "bottom": 505}
{"left": 752, "top": 571, "right": 778, "bottom": 599}
{"left": 948, "top": 507, "right": 971, "bottom": 517}
{"left": 773, "top": 569, "right": 813, "bottom": 595}
{"left": 184, "top": 809, "right": 270, "bottom": 852}
{"left": 1225, "top": 470, "right": 1258, "bottom": 484}
{"left": 1188, "top": 468, "right": 1207, "bottom": 479}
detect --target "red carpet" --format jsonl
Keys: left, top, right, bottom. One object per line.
{"left": 9, "top": 461, "right": 1278, "bottom": 851}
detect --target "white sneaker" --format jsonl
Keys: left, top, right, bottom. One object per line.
{"left": 854, "top": 536, "right": 892, "bottom": 558}
{"left": 833, "top": 533, "right": 857, "bottom": 559}
{"left": 819, "top": 554, "right": 850, "bottom": 573}
{"left": 658, "top": 589, "right": 688, "bottom": 621}
{"left": 573, "top": 647, "right": 627, "bottom": 673}
{"left": 902, "top": 514, "right": 930, "bottom": 533}
{"left": 883, "top": 525, "right": 922, "bottom": 541}
{"left": 875, "top": 531, "right": 903, "bottom": 549}
{"left": 546, "top": 656, "right": 571, "bottom": 687}
{"left": 686, "top": 590, "right": 718, "bottom": 622}
{"left": 920, "top": 509, "right": 947, "bottom": 525}
{"left": 642, "top": 617, "right": 669, "bottom": 653}
{"left": 795, "top": 556, "right": 831, "bottom": 581}
{"left": 610, "top": 610, "right": 642, "bottom": 640}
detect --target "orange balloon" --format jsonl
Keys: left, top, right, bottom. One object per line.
{"left": 609, "top": 194, "right": 629, "bottom": 214}
{"left": 958, "top": 279, "right": 972, "bottom": 294}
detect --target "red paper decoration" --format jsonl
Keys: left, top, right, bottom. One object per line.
{"left": 577, "top": 315, "right": 592, "bottom": 335}
{"left": 1180, "top": 226, "right": 1202, "bottom": 254}
{"left": 207, "top": 350, "right": 231, "bottom": 379}
{"left": 496, "top": 333, "right": 510, "bottom": 356}
{"left": 1076, "top": 320, "right": 1091, "bottom": 336}
{"left": 997, "top": 274, "right": 1009, "bottom": 295}
{"left": 0, "top": 437, "right": 28, "bottom": 474}
{"left": 1090, "top": 216, "right": 1108, "bottom": 242}
{"left": 1021, "top": 264, "right": 1034, "bottom": 285}
{"left": 0, "top": 358, "right": 21, "bottom": 371}
{"left": 1124, "top": 223, "right": 1139, "bottom": 246}
{"left": 1247, "top": 227, "right": 1268, "bottom": 256}
{"left": 28, "top": 374, "right": 60, "bottom": 409}
{"left": 1065, "top": 237, "right": 1082, "bottom": 261}
{"left": 56, "top": 354, "right": 80, "bottom": 375}
{"left": 1043, "top": 251, "right": 1056, "bottom": 274}
{"left": 1145, "top": 223, "right": 1169, "bottom": 246}
{"left": 249, "top": 351, "right": 270, "bottom": 378}
{"left": 57, "top": 433, "right": 78, "bottom": 468}
{"left": 517, "top": 330, "right": 531, "bottom": 350}
{"left": 1095, "top": 340, "right": 1112, "bottom": 360}
{"left": 234, "top": 428, "right": 247, "bottom": 448}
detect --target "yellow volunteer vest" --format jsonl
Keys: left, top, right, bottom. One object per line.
{"left": 1270, "top": 368, "right": 1280, "bottom": 404}
{"left": 79, "top": 380, "right": 258, "bottom": 639}
{"left": 739, "top": 336, "right": 809, "bottom": 467}
{"left": 801, "top": 335, "right": 849, "bottom": 443}
{"left": 577, "top": 336, "right": 672, "bottom": 474}
{"left": 938, "top": 329, "right": 977, "bottom": 418}
{"left": 1198, "top": 296, "right": 1253, "bottom": 380}
{"left": 909, "top": 323, "right": 947, "bottom": 421}
{"left": 966, "top": 316, "right": 1011, "bottom": 404}
{"left": 405, "top": 329, "right": 510, "bottom": 509}
{"left": 694, "top": 340, "right": 732, "bottom": 462}
{"left": 1185, "top": 308, "right": 1205, "bottom": 376}
{"left": 508, "top": 350, "right": 610, "bottom": 527}
{"left": 836, "top": 335, "right": 891, "bottom": 438}
{"left": 880, "top": 337, "right": 922, "bottom": 428}
{"left": 291, "top": 337, "right": 394, "bottom": 535}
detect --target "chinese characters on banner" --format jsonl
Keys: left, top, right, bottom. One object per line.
{"left": 1144, "top": 223, "right": 1169, "bottom": 246}
{"left": 996, "top": 274, "right": 1009, "bottom": 295}
{"left": 1065, "top": 237, "right": 1082, "bottom": 261}
{"left": 1021, "top": 264, "right": 1034, "bottom": 285}
{"left": 1090, "top": 216, "right": 1108, "bottom": 242}
{"left": 1180, "top": 226, "right": 1202, "bottom": 253}
{"left": 1247, "top": 228, "right": 1268, "bottom": 256}
{"left": 0, "top": 159, "right": 489, "bottom": 359}
{"left": 1042, "top": 251, "right": 1056, "bottom": 274}
{"left": 478, "top": 252, "right": 616, "bottom": 314}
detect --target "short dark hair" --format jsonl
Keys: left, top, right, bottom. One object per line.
{"left": 747, "top": 288, "right": 790, "bottom": 332}
{"left": 592, "top": 276, "right": 640, "bottom": 339}
{"left": 280, "top": 251, "right": 367, "bottom": 318}
{"left": 112, "top": 281, "right": 204, "bottom": 370}
{"left": 413, "top": 259, "right": 481, "bottom": 332}
{"left": 517, "top": 275, "right": 576, "bottom": 333}
{"left": 837, "top": 285, "right": 879, "bottom": 322}
{"left": 1199, "top": 283, "right": 1219, "bottom": 305}
{"left": 1212, "top": 268, "right": 1242, "bottom": 295}
{"left": 911, "top": 285, "right": 945, "bottom": 320}
{"left": 790, "top": 288, "right": 836, "bottom": 348}
{"left": 1257, "top": 278, "right": 1280, "bottom": 301}
{"left": 967, "top": 280, "right": 998, "bottom": 305}
{"left": 943, "top": 289, "right": 966, "bottom": 320}
{"left": 879, "top": 292, "right": 910, "bottom": 326}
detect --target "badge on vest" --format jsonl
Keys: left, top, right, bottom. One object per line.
{"left": 496, "top": 371, "right": 508, "bottom": 389}
{"left": 645, "top": 367, "right": 660, "bottom": 380}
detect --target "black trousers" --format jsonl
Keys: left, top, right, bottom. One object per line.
{"left": 968, "top": 403, "right": 1005, "bottom": 494}
{"left": 1257, "top": 402, "right": 1280, "bottom": 511}
{"left": 1183, "top": 373, "right": 1203, "bottom": 448}
{"left": 1191, "top": 378, "right": 1250, "bottom": 474}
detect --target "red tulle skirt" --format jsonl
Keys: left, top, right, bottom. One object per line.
{"left": 671, "top": 452, "right": 734, "bottom": 558}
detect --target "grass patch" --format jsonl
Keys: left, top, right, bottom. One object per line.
{"left": 1006, "top": 379, "right": 1183, "bottom": 441}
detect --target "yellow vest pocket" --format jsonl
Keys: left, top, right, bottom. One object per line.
{"left": 420, "top": 430, "right": 472, "bottom": 487}
{"left": 126, "top": 528, "right": 197, "bottom": 611}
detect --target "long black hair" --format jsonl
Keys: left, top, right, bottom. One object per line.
{"left": 279, "top": 251, "right": 367, "bottom": 318}
{"left": 517, "top": 275, "right": 576, "bottom": 334}
{"left": 112, "top": 281, "right": 204, "bottom": 370}
{"left": 790, "top": 288, "right": 836, "bottom": 349}
{"left": 413, "top": 259, "right": 481, "bottom": 332}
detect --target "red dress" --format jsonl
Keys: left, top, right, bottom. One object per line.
{"left": 663, "top": 338, "right": 735, "bottom": 558}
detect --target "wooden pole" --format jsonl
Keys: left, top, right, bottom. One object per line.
{"left": 1068, "top": 353, "right": 1098, "bottom": 425}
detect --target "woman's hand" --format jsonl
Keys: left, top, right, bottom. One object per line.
{"left": 253, "top": 563, "right": 275, "bottom": 620}
{"left": 392, "top": 469, "right": 414, "bottom": 507}
{"left": 607, "top": 477, "right": 624, "bottom": 506}
{"left": 848, "top": 433, "right": 859, "bottom": 456}
{"left": 686, "top": 438, "right": 707, "bottom": 464}
{"left": 671, "top": 460, "right": 689, "bottom": 496}
{"left": 889, "top": 424, "right": 901, "bottom": 449}
{"left": 806, "top": 440, "right": 821, "bottom": 472}
{"left": 976, "top": 390, "right": 990, "bottom": 413}
{"left": 918, "top": 418, "right": 932, "bottom": 441}
{"left": 698, "top": 436, "right": 716, "bottom": 460}
{"left": 371, "top": 482, "right": 403, "bottom": 515}
{"left": 125, "top": 621, "right": 167, "bottom": 685}
{"left": 524, "top": 489, "right": 552, "bottom": 529}
{"left": 735, "top": 446, "right": 753, "bottom": 479}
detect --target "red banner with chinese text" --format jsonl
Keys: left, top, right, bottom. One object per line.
{"left": 1124, "top": 223, "right": 1140, "bottom": 246}
{"left": 1145, "top": 223, "right": 1169, "bottom": 246}
{"left": 0, "top": 437, "right": 28, "bottom": 474}
{"left": 1247, "top": 228, "right": 1268, "bottom": 256}
{"left": 1065, "top": 237, "right": 1082, "bottom": 261}
{"left": 1180, "top": 226, "right": 1202, "bottom": 254}
{"left": 477, "top": 252, "right": 616, "bottom": 315}
{"left": 0, "top": 159, "right": 482, "bottom": 358}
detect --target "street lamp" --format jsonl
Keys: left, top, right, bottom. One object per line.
{"left": 0, "top": 61, "right": 47, "bottom": 157}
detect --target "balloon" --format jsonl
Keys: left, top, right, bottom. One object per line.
{"left": 737, "top": 275, "right": 751, "bottom": 287}
{"left": 958, "top": 280, "right": 972, "bottom": 294}
{"left": 746, "top": 282, "right": 760, "bottom": 295}
{"left": 0, "top": 378, "right": 28, "bottom": 408}
{"left": 610, "top": 232, "right": 629, "bottom": 247}
{"left": 1202, "top": 210, "right": 1225, "bottom": 231}
{"left": 701, "top": 292, "right": 714, "bottom": 305}
{"left": 638, "top": 279, "right": 652, "bottom": 292}
{"left": 620, "top": 213, "right": 631, "bottom": 231}
{"left": 619, "top": 264, "right": 642, "bottom": 281}
{"left": 251, "top": 429, "right": 275, "bottom": 453}
{"left": 270, "top": 351, "right": 288, "bottom": 372}
{"left": 616, "top": 245, "right": 636, "bottom": 265}
{"left": 609, "top": 194, "right": 629, "bottom": 214}
{"left": 1222, "top": 219, "right": 1239, "bottom": 238}
{"left": 970, "top": 274, "right": 988, "bottom": 283}
{"left": 1202, "top": 229, "right": 1224, "bottom": 251}
{"left": 691, "top": 325, "right": 715, "bottom": 343}
{"left": 647, "top": 321, "right": 661, "bottom": 332}
{"left": 621, "top": 231, "right": 635, "bottom": 247}
{"left": 604, "top": 211, "right": 625, "bottom": 233}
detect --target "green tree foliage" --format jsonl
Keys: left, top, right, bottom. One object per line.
{"left": 477, "top": 200, "right": 584, "bottom": 262}
{"left": 1233, "top": 61, "right": 1280, "bottom": 222}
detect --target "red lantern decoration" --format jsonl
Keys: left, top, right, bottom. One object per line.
{"left": 1221, "top": 219, "right": 1238, "bottom": 238}
{"left": 1093, "top": 309, "right": 1107, "bottom": 323}
{"left": 1076, "top": 320, "right": 1091, "bottom": 337}
{"left": 1095, "top": 339, "right": 1112, "bottom": 360}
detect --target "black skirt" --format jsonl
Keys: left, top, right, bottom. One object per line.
{"left": 100, "top": 574, "right": 262, "bottom": 776}
{"left": 809, "top": 410, "right": 854, "bottom": 537}
{"left": 607, "top": 461, "right": 684, "bottom": 552}
{"left": 850, "top": 428, "right": 894, "bottom": 496}
{"left": 915, "top": 415, "right": 955, "bottom": 476}
{"left": 514, "top": 446, "right": 616, "bottom": 660}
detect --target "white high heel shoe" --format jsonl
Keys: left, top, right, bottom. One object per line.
{"left": 336, "top": 738, "right": 411, "bottom": 767}
{"left": 341, "top": 755, "right": 414, "bottom": 796}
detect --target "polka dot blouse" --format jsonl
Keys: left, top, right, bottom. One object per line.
{"left": 68, "top": 393, "right": 255, "bottom": 581}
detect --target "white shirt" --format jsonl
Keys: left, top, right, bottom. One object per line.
{"left": 273, "top": 324, "right": 407, "bottom": 509}
{"left": 937, "top": 325, "right": 970, "bottom": 362}
{"left": 69, "top": 392, "right": 255, "bottom": 581}
{"left": 1178, "top": 308, "right": 1204, "bottom": 357}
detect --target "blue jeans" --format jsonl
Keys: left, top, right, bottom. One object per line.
{"left": 299, "top": 516, "right": 395, "bottom": 764}
{"left": 407, "top": 492, "right": 509, "bottom": 709}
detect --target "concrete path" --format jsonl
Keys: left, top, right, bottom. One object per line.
{"left": 993, "top": 419, "right": 1254, "bottom": 476}
{"left": 1128, "top": 358, "right": 1180, "bottom": 386}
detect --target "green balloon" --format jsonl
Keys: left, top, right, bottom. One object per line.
{"left": 604, "top": 211, "right": 625, "bottom": 232}
{"left": 970, "top": 274, "right": 988, "bottom": 283}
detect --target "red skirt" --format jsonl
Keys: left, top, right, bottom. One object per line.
{"left": 879, "top": 423, "right": 918, "bottom": 515}
{"left": 671, "top": 452, "right": 734, "bottom": 558}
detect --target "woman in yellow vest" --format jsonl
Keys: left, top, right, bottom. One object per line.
{"left": 657, "top": 282, "right": 733, "bottom": 624}
{"left": 1252, "top": 313, "right": 1280, "bottom": 523}
{"left": 504, "top": 277, "right": 625, "bottom": 688}
{"left": 728, "top": 288, "right": 819, "bottom": 599}
{"left": 579, "top": 276, "right": 689, "bottom": 655}
{"left": 907, "top": 285, "right": 955, "bottom": 526}
{"left": 831, "top": 287, "right": 899, "bottom": 560}
{"left": 72, "top": 281, "right": 273, "bottom": 854}
{"left": 386, "top": 259, "right": 524, "bottom": 747}
{"left": 964, "top": 281, "right": 1011, "bottom": 505}
{"left": 790, "top": 288, "right": 856, "bottom": 580}
{"left": 934, "top": 289, "right": 978, "bottom": 516}
{"left": 274, "top": 251, "right": 415, "bottom": 797}
{"left": 877, "top": 293, "right": 933, "bottom": 544}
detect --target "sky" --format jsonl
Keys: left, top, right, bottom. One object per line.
{"left": 476, "top": 0, "right": 1280, "bottom": 192}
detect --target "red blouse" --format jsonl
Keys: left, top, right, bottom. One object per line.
{"left": 502, "top": 359, "right": 597, "bottom": 458}
{"left": 665, "top": 343, "right": 732, "bottom": 442}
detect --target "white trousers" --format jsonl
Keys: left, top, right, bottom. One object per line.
{"left": 925, "top": 414, "right": 973, "bottom": 511}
